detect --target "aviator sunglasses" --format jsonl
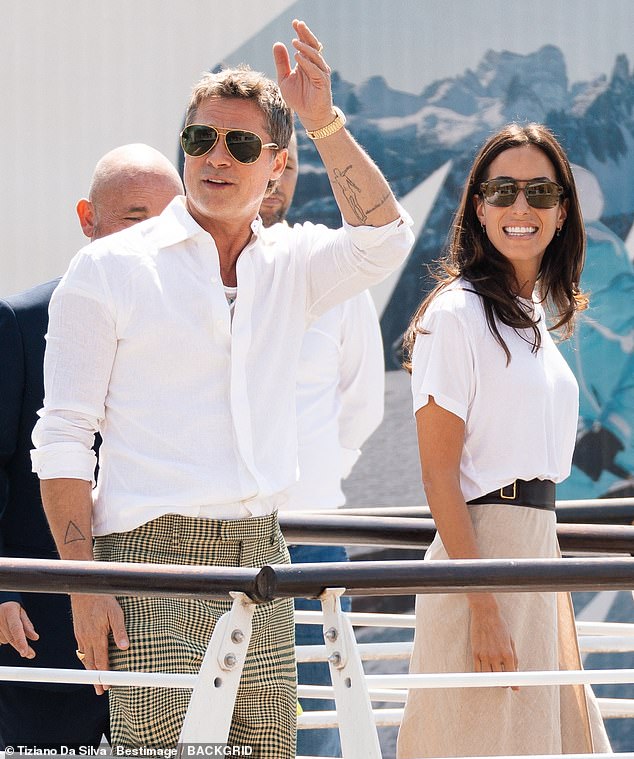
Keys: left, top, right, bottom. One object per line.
{"left": 480, "top": 177, "right": 564, "bottom": 209}
{"left": 180, "top": 124, "right": 279, "bottom": 165}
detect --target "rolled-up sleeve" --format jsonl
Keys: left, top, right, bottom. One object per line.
{"left": 305, "top": 204, "right": 414, "bottom": 320}
{"left": 31, "top": 250, "right": 117, "bottom": 482}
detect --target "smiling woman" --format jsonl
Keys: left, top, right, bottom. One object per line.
{"left": 474, "top": 145, "right": 568, "bottom": 298}
{"left": 397, "top": 123, "right": 611, "bottom": 758}
{"left": 405, "top": 123, "right": 586, "bottom": 365}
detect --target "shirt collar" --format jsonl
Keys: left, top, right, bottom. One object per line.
{"left": 145, "top": 196, "right": 206, "bottom": 248}
{"left": 148, "top": 196, "right": 264, "bottom": 250}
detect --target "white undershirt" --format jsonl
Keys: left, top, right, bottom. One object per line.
{"left": 224, "top": 285, "right": 237, "bottom": 315}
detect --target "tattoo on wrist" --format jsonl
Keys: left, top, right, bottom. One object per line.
{"left": 64, "top": 521, "right": 86, "bottom": 544}
{"left": 332, "top": 166, "right": 391, "bottom": 223}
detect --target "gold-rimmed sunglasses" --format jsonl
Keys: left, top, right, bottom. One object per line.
{"left": 180, "top": 124, "right": 278, "bottom": 165}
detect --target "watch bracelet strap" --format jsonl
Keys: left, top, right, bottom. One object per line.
{"left": 305, "top": 107, "right": 347, "bottom": 140}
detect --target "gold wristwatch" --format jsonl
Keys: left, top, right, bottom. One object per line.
{"left": 305, "top": 107, "right": 347, "bottom": 140}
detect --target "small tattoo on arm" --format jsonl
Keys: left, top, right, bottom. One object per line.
{"left": 332, "top": 166, "right": 391, "bottom": 223}
{"left": 364, "top": 191, "right": 391, "bottom": 216}
{"left": 64, "top": 521, "right": 86, "bottom": 544}
{"left": 333, "top": 166, "right": 367, "bottom": 224}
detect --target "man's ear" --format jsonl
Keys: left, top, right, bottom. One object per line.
{"left": 76, "top": 198, "right": 96, "bottom": 239}
{"left": 270, "top": 147, "right": 288, "bottom": 182}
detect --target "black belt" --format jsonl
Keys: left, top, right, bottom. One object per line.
{"left": 467, "top": 478, "right": 556, "bottom": 511}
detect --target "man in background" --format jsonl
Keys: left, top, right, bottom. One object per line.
{"left": 0, "top": 143, "right": 183, "bottom": 750}
{"left": 260, "top": 132, "right": 384, "bottom": 757}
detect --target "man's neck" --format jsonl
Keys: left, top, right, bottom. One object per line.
{"left": 187, "top": 204, "right": 255, "bottom": 287}
{"left": 211, "top": 224, "right": 254, "bottom": 287}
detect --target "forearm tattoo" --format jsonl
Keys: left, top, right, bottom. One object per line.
{"left": 332, "top": 165, "right": 391, "bottom": 223}
{"left": 333, "top": 166, "right": 367, "bottom": 223}
{"left": 365, "top": 191, "right": 391, "bottom": 216}
{"left": 64, "top": 521, "right": 87, "bottom": 545}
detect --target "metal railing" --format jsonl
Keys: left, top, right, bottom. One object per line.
{"left": 329, "top": 496, "right": 634, "bottom": 525}
{"left": 1, "top": 505, "right": 633, "bottom": 758}
{"left": 277, "top": 512, "right": 634, "bottom": 552}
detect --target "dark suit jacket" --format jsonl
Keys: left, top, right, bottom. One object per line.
{"left": 0, "top": 278, "right": 90, "bottom": 688}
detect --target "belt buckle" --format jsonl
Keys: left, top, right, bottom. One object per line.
{"left": 500, "top": 481, "right": 517, "bottom": 500}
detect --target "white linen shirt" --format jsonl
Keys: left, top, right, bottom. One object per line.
{"left": 31, "top": 197, "right": 413, "bottom": 535}
{"left": 410, "top": 280, "right": 579, "bottom": 502}
{"left": 283, "top": 290, "right": 384, "bottom": 511}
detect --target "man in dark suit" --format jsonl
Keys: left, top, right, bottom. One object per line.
{"left": 0, "top": 143, "right": 183, "bottom": 750}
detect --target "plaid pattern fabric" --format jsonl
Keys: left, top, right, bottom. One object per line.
{"left": 94, "top": 512, "right": 296, "bottom": 758}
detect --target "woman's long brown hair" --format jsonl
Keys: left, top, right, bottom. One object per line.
{"left": 403, "top": 123, "right": 587, "bottom": 370}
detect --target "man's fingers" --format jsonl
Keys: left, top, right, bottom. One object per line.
{"left": 272, "top": 42, "right": 292, "bottom": 81}
{"left": 292, "top": 18, "right": 321, "bottom": 51}
{"left": 6, "top": 611, "right": 35, "bottom": 658}
{"left": 292, "top": 38, "right": 328, "bottom": 70}
{"left": 77, "top": 648, "right": 107, "bottom": 696}
{"left": 71, "top": 594, "right": 127, "bottom": 694}
{"left": 19, "top": 607, "right": 39, "bottom": 642}
{"left": 92, "top": 643, "right": 111, "bottom": 685}
{"left": 108, "top": 600, "right": 129, "bottom": 651}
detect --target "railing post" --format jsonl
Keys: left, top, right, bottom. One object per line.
{"left": 178, "top": 591, "right": 255, "bottom": 745}
{"left": 320, "top": 587, "right": 382, "bottom": 759}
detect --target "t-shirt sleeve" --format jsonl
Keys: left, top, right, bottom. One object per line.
{"left": 410, "top": 307, "right": 474, "bottom": 421}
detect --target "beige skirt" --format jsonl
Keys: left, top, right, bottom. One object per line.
{"left": 397, "top": 503, "right": 611, "bottom": 757}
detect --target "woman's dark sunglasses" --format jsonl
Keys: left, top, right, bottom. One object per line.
{"left": 480, "top": 177, "right": 564, "bottom": 209}
{"left": 180, "top": 124, "right": 278, "bottom": 165}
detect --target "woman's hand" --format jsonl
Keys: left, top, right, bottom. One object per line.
{"left": 416, "top": 399, "right": 519, "bottom": 690}
{"left": 469, "top": 594, "right": 519, "bottom": 690}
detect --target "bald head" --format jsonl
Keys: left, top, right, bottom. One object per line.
{"left": 76, "top": 143, "right": 184, "bottom": 240}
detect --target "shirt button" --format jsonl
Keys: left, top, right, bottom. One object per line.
{"left": 210, "top": 277, "right": 218, "bottom": 284}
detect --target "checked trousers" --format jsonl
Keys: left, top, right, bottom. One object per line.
{"left": 94, "top": 512, "right": 296, "bottom": 758}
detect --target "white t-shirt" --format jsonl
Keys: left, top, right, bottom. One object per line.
{"left": 410, "top": 280, "right": 579, "bottom": 501}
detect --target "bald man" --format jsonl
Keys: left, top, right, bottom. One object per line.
{"left": 0, "top": 144, "right": 183, "bottom": 751}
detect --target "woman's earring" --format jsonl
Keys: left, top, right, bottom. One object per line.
{"left": 481, "top": 223, "right": 486, "bottom": 232}
{"left": 556, "top": 226, "right": 562, "bottom": 237}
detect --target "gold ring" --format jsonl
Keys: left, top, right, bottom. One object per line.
{"left": 317, "top": 43, "right": 323, "bottom": 53}
{"left": 76, "top": 649, "right": 86, "bottom": 661}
